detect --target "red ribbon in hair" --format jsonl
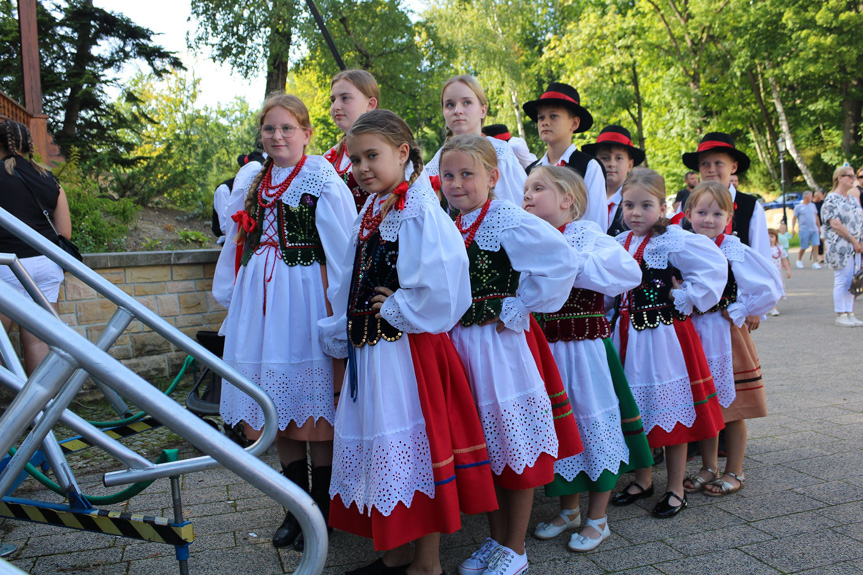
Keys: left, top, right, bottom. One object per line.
{"left": 429, "top": 175, "right": 441, "bottom": 193}
{"left": 232, "top": 210, "right": 257, "bottom": 234}
{"left": 392, "top": 181, "right": 410, "bottom": 211}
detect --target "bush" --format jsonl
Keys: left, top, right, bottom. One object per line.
{"left": 54, "top": 151, "right": 140, "bottom": 253}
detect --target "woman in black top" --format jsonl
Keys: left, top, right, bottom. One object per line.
{"left": 0, "top": 119, "right": 72, "bottom": 374}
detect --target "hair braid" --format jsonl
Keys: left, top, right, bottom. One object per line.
{"left": 232, "top": 158, "right": 272, "bottom": 243}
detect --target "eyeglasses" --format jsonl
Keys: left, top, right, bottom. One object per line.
{"left": 261, "top": 124, "right": 301, "bottom": 138}
{"left": 857, "top": 174, "right": 863, "bottom": 180}
{"left": 840, "top": 173, "right": 854, "bottom": 179}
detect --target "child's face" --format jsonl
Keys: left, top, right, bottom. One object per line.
{"left": 522, "top": 171, "right": 573, "bottom": 223}
{"left": 622, "top": 185, "right": 664, "bottom": 236}
{"left": 779, "top": 222, "right": 787, "bottom": 233}
{"left": 330, "top": 79, "right": 376, "bottom": 133}
{"left": 535, "top": 105, "right": 579, "bottom": 146}
{"left": 442, "top": 82, "right": 486, "bottom": 136}
{"left": 346, "top": 133, "right": 409, "bottom": 197}
{"left": 698, "top": 151, "right": 738, "bottom": 189}
{"left": 595, "top": 145, "right": 634, "bottom": 191}
{"left": 769, "top": 234, "right": 778, "bottom": 247}
{"left": 686, "top": 196, "right": 731, "bottom": 240}
{"left": 440, "top": 150, "right": 498, "bottom": 214}
{"left": 260, "top": 107, "right": 311, "bottom": 168}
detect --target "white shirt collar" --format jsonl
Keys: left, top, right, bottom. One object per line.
{"left": 609, "top": 186, "right": 622, "bottom": 205}
{"left": 540, "top": 143, "right": 577, "bottom": 166}
{"left": 729, "top": 183, "right": 737, "bottom": 201}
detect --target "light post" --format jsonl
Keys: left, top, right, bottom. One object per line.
{"left": 778, "top": 135, "right": 787, "bottom": 224}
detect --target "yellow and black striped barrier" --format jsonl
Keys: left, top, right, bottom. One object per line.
{"left": 58, "top": 417, "right": 164, "bottom": 455}
{"left": 0, "top": 497, "right": 194, "bottom": 546}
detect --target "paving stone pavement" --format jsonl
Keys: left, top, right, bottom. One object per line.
{"left": 2, "top": 263, "right": 862, "bottom": 574}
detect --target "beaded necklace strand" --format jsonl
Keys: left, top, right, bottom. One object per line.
{"left": 455, "top": 198, "right": 492, "bottom": 249}
{"left": 257, "top": 156, "right": 307, "bottom": 209}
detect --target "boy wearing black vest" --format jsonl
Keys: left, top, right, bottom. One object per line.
{"left": 583, "top": 125, "right": 646, "bottom": 237}
{"left": 522, "top": 83, "right": 607, "bottom": 229}
{"left": 682, "top": 133, "right": 770, "bottom": 261}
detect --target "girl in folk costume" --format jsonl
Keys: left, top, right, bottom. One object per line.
{"left": 683, "top": 182, "right": 781, "bottom": 496}
{"left": 318, "top": 111, "right": 497, "bottom": 575}
{"left": 439, "top": 135, "right": 581, "bottom": 575}
{"left": 609, "top": 168, "right": 727, "bottom": 518}
{"left": 325, "top": 69, "right": 380, "bottom": 212}
{"left": 212, "top": 93, "right": 357, "bottom": 550}
{"left": 426, "top": 75, "right": 526, "bottom": 207}
{"left": 524, "top": 167, "right": 652, "bottom": 552}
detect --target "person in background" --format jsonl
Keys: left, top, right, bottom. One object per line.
{"left": 777, "top": 221, "right": 792, "bottom": 254}
{"left": 521, "top": 82, "right": 607, "bottom": 229}
{"left": 767, "top": 229, "right": 791, "bottom": 317}
{"left": 673, "top": 171, "right": 699, "bottom": 213}
{"left": 821, "top": 166, "right": 863, "bottom": 327}
{"left": 791, "top": 191, "right": 822, "bottom": 269}
{"left": 0, "top": 119, "right": 72, "bottom": 374}
{"left": 212, "top": 152, "right": 265, "bottom": 244}
{"left": 813, "top": 189, "right": 826, "bottom": 265}
{"left": 482, "top": 124, "right": 538, "bottom": 170}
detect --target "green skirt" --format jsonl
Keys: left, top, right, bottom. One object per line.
{"left": 545, "top": 339, "right": 654, "bottom": 496}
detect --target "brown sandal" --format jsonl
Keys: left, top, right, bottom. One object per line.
{"left": 704, "top": 471, "right": 745, "bottom": 497}
{"left": 683, "top": 467, "right": 718, "bottom": 493}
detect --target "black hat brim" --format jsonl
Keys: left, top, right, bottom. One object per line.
{"left": 522, "top": 99, "right": 594, "bottom": 133}
{"left": 682, "top": 148, "right": 750, "bottom": 174}
{"left": 582, "top": 142, "right": 646, "bottom": 167}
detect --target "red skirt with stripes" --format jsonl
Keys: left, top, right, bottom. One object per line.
{"left": 491, "top": 316, "right": 583, "bottom": 490}
{"left": 329, "top": 332, "right": 498, "bottom": 550}
{"left": 645, "top": 318, "right": 726, "bottom": 447}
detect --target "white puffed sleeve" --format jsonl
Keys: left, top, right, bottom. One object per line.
{"left": 315, "top": 179, "right": 359, "bottom": 306}
{"left": 211, "top": 186, "right": 251, "bottom": 309}
{"left": 499, "top": 213, "right": 579, "bottom": 332}
{"left": 380, "top": 202, "right": 472, "bottom": 333}
{"left": 583, "top": 159, "right": 608, "bottom": 230}
{"left": 666, "top": 230, "right": 728, "bottom": 315}
{"left": 726, "top": 245, "right": 783, "bottom": 326}
{"left": 488, "top": 136, "right": 527, "bottom": 207}
{"left": 570, "top": 224, "right": 642, "bottom": 296}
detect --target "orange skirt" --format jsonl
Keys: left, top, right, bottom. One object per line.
{"left": 721, "top": 323, "right": 768, "bottom": 422}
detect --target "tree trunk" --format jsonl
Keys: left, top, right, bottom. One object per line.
{"left": 839, "top": 70, "right": 861, "bottom": 155}
{"left": 60, "top": 0, "right": 94, "bottom": 140}
{"left": 631, "top": 62, "right": 647, "bottom": 167}
{"left": 769, "top": 75, "right": 818, "bottom": 191}
{"left": 509, "top": 87, "right": 525, "bottom": 139}
{"left": 264, "top": 2, "right": 294, "bottom": 99}
{"left": 748, "top": 122, "right": 778, "bottom": 182}
{"left": 746, "top": 67, "right": 778, "bottom": 163}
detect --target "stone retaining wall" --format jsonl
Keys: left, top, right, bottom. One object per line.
{"left": 8, "top": 249, "right": 227, "bottom": 382}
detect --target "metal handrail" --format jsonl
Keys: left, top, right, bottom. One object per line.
{"left": 0, "top": 289, "right": 328, "bottom": 574}
{"left": 0, "top": 207, "right": 279, "bottom": 480}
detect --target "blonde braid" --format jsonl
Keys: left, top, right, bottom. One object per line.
{"left": 235, "top": 158, "right": 272, "bottom": 243}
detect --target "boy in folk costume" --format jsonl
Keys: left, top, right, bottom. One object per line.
{"left": 682, "top": 132, "right": 771, "bottom": 261}
{"left": 582, "top": 125, "right": 646, "bottom": 238}
{"left": 521, "top": 83, "right": 607, "bottom": 230}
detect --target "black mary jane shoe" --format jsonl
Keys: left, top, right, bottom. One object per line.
{"left": 651, "top": 491, "right": 687, "bottom": 518}
{"left": 611, "top": 481, "right": 654, "bottom": 506}
{"left": 345, "top": 558, "right": 410, "bottom": 575}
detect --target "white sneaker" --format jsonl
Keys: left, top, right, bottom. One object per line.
{"left": 769, "top": 308, "right": 780, "bottom": 317}
{"left": 481, "top": 545, "right": 528, "bottom": 575}
{"left": 847, "top": 314, "right": 863, "bottom": 327}
{"left": 567, "top": 516, "right": 611, "bottom": 552}
{"left": 812, "top": 262, "right": 822, "bottom": 269}
{"left": 459, "top": 538, "right": 500, "bottom": 575}
{"left": 835, "top": 314, "right": 856, "bottom": 327}
{"left": 796, "top": 260, "right": 804, "bottom": 269}
{"left": 533, "top": 509, "right": 580, "bottom": 540}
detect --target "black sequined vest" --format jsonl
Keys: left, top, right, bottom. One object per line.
{"left": 347, "top": 230, "right": 402, "bottom": 346}
{"left": 459, "top": 242, "right": 520, "bottom": 327}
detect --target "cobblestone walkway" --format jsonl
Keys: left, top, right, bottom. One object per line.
{"left": 2, "top": 264, "right": 862, "bottom": 574}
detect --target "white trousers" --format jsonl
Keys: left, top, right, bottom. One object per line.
{"left": 833, "top": 254, "right": 861, "bottom": 313}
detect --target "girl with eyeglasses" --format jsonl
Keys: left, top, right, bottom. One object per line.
{"left": 212, "top": 92, "right": 357, "bottom": 551}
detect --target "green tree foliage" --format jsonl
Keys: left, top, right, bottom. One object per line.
{"left": 0, "top": 0, "right": 183, "bottom": 165}
{"left": 111, "top": 71, "right": 257, "bottom": 212}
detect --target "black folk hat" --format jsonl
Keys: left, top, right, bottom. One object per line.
{"left": 682, "top": 132, "right": 751, "bottom": 174}
{"left": 482, "top": 124, "right": 512, "bottom": 141}
{"left": 582, "top": 125, "right": 646, "bottom": 166}
{"left": 522, "top": 83, "right": 593, "bottom": 133}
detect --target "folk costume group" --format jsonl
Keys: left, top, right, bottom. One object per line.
{"left": 212, "top": 70, "right": 783, "bottom": 575}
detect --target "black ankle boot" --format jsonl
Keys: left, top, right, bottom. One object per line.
{"left": 293, "top": 465, "right": 332, "bottom": 552}
{"left": 273, "top": 459, "right": 309, "bottom": 548}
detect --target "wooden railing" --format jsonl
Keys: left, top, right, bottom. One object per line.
{"left": 0, "top": 89, "right": 32, "bottom": 125}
